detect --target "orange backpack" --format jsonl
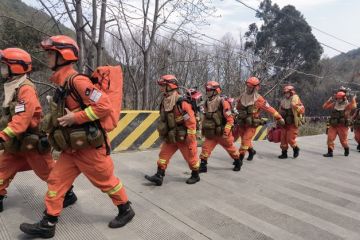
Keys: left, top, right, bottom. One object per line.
{"left": 68, "top": 65, "right": 123, "bottom": 132}
{"left": 90, "top": 65, "right": 123, "bottom": 132}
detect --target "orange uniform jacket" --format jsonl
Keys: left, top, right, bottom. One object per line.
{"left": 0, "top": 85, "right": 42, "bottom": 141}
{"left": 50, "top": 65, "right": 112, "bottom": 126}
{"left": 222, "top": 100, "right": 234, "bottom": 131}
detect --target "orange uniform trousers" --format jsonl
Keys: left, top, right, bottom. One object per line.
{"left": 237, "top": 126, "right": 257, "bottom": 155}
{"left": 157, "top": 140, "right": 199, "bottom": 171}
{"left": 280, "top": 124, "right": 299, "bottom": 150}
{"left": 0, "top": 150, "right": 54, "bottom": 196}
{"left": 327, "top": 124, "right": 349, "bottom": 150}
{"left": 45, "top": 146, "right": 128, "bottom": 216}
{"left": 200, "top": 133, "right": 239, "bottom": 161}
{"left": 354, "top": 127, "right": 360, "bottom": 144}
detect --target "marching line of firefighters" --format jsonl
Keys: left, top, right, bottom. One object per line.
{"left": 0, "top": 34, "right": 359, "bottom": 239}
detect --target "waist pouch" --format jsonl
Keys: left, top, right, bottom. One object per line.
{"left": 2, "top": 138, "right": 21, "bottom": 153}
{"left": 164, "top": 126, "right": 188, "bottom": 144}
{"left": 49, "top": 124, "right": 104, "bottom": 151}
{"left": 2, "top": 130, "right": 49, "bottom": 154}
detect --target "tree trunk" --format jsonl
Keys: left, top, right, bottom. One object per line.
{"left": 97, "top": 0, "right": 107, "bottom": 67}
{"left": 142, "top": 51, "right": 150, "bottom": 109}
{"left": 75, "top": 0, "right": 85, "bottom": 72}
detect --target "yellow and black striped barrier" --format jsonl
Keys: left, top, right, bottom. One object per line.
{"left": 109, "top": 111, "right": 269, "bottom": 152}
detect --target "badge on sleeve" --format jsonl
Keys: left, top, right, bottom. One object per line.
{"left": 15, "top": 104, "right": 25, "bottom": 113}
{"left": 183, "top": 113, "right": 190, "bottom": 120}
{"left": 89, "top": 89, "right": 102, "bottom": 102}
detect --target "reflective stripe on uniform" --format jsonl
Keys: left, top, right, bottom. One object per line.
{"left": 158, "top": 159, "right": 167, "bottom": 165}
{"left": 187, "top": 129, "right": 196, "bottom": 135}
{"left": 225, "top": 124, "right": 232, "bottom": 129}
{"left": 200, "top": 152, "right": 208, "bottom": 158}
{"left": 241, "top": 145, "right": 249, "bottom": 150}
{"left": 48, "top": 191, "right": 57, "bottom": 198}
{"left": 3, "top": 127, "right": 16, "bottom": 138}
{"left": 0, "top": 179, "right": 3, "bottom": 185}
{"left": 107, "top": 182, "right": 123, "bottom": 195}
{"left": 85, "top": 106, "right": 99, "bottom": 121}
{"left": 192, "top": 161, "right": 200, "bottom": 169}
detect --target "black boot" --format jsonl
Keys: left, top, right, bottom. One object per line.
{"left": 323, "top": 148, "right": 333, "bottom": 157}
{"left": 344, "top": 147, "right": 350, "bottom": 157}
{"left": 199, "top": 160, "right": 208, "bottom": 173}
{"left": 145, "top": 168, "right": 165, "bottom": 186}
{"left": 278, "top": 150, "right": 288, "bottom": 159}
{"left": 293, "top": 146, "right": 300, "bottom": 158}
{"left": 247, "top": 148, "right": 256, "bottom": 161}
{"left": 357, "top": 144, "right": 360, "bottom": 152}
{"left": 63, "top": 185, "right": 77, "bottom": 208}
{"left": 20, "top": 214, "right": 58, "bottom": 239}
{"left": 233, "top": 154, "right": 244, "bottom": 171}
{"left": 186, "top": 170, "right": 200, "bottom": 184}
{"left": 108, "top": 201, "right": 135, "bottom": 228}
{"left": 0, "top": 195, "right": 4, "bottom": 212}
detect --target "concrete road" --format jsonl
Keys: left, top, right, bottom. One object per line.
{"left": 1, "top": 134, "right": 360, "bottom": 240}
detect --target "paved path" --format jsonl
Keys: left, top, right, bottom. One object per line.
{"left": 1, "top": 134, "right": 360, "bottom": 240}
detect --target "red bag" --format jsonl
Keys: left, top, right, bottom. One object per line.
{"left": 267, "top": 126, "right": 282, "bottom": 143}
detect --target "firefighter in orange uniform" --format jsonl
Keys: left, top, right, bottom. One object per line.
{"left": 20, "top": 35, "right": 134, "bottom": 239}
{"left": 323, "top": 91, "right": 357, "bottom": 157}
{"left": 0, "top": 48, "right": 76, "bottom": 213}
{"left": 145, "top": 75, "right": 200, "bottom": 185}
{"left": 353, "top": 108, "right": 360, "bottom": 152}
{"left": 234, "top": 77, "right": 285, "bottom": 169}
{"left": 278, "top": 85, "right": 305, "bottom": 159}
{"left": 199, "top": 81, "right": 240, "bottom": 173}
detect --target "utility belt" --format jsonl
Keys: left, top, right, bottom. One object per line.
{"left": 48, "top": 123, "right": 105, "bottom": 151}
{"left": 157, "top": 110, "right": 189, "bottom": 144}
{"left": 328, "top": 117, "right": 352, "bottom": 127}
{"left": 202, "top": 111, "right": 225, "bottom": 138}
{"left": 0, "top": 129, "right": 51, "bottom": 154}
{"left": 235, "top": 105, "right": 265, "bottom": 127}
{"left": 236, "top": 115, "right": 266, "bottom": 128}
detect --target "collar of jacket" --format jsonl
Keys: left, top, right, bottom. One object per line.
{"left": 50, "top": 64, "right": 78, "bottom": 86}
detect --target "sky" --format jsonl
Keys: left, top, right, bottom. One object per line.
{"left": 201, "top": 0, "right": 360, "bottom": 57}
{"left": 22, "top": 0, "right": 360, "bottom": 58}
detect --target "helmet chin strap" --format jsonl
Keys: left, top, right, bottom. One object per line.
{"left": 208, "top": 90, "right": 217, "bottom": 100}
{"left": 51, "top": 52, "right": 72, "bottom": 71}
